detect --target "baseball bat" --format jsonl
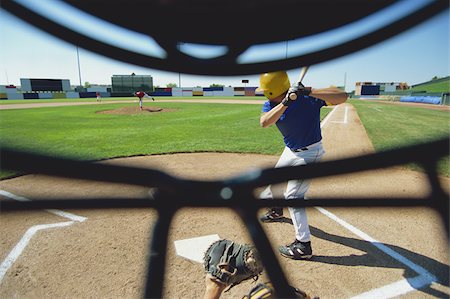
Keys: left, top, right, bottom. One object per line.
{"left": 297, "top": 66, "right": 309, "bottom": 85}
{"left": 288, "top": 66, "right": 310, "bottom": 100}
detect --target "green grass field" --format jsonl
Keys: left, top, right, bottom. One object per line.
{"left": 410, "top": 78, "right": 450, "bottom": 93}
{"left": 350, "top": 99, "right": 449, "bottom": 176}
{"left": 1, "top": 98, "right": 448, "bottom": 179}
{"left": 0, "top": 102, "right": 284, "bottom": 159}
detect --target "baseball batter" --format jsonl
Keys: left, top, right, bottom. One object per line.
{"left": 257, "top": 70, "right": 347, "bottom": 260}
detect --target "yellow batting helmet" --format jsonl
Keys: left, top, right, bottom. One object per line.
{"left": 256, "top": 71, "right": 290, "bottom": 100}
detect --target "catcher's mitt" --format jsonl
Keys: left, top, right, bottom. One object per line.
{"left": 203, "top": 239, "right": 264, "bottom": 290}
{"left": 242, "top": 282, "right": 315, "bottom": 299}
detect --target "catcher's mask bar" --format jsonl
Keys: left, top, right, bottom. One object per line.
{"left": 1, "top": 0, "right": 448, "bottom": 75}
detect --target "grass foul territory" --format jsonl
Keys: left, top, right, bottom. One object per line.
{"left": 350, "top": 99, "right": 449, "bottom": 176}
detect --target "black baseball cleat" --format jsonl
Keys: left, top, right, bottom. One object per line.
{"left": 260, "top": 208, "right": 283, "bottom": 223}
{"left": 279, "top": 240, "right": 312, "bottom": 260}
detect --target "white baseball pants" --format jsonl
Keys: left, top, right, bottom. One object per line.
{"left": 259, "top": 141, "right": 325, "bottom": 242}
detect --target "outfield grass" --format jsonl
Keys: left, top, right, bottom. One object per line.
{"left": 350, "top": 99, "right": 449, "bottom": 176}
{"left": 2, "top": 102, "right": 331, "bottom": 179}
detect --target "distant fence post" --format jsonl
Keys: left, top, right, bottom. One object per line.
{"left": 441, "top": 93, "right": 450, "bottom": 106}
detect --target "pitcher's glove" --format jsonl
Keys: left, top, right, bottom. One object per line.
{"left": 203, "top": 239, "right": 264, "bottom": 290}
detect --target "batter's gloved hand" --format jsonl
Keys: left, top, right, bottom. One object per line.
{"left": 291, "top": 83, "right": 312, "bottom": 96}
{"left": 282, "top": 84, "right": 312, "bottom": 106}
{"left": 242, "top": 282, "right": 317, "bottom": 299}
{"left": 203, "top": 239, "right": 264, "bottom": 291}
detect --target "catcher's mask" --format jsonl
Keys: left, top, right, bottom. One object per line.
{"left": 256, "top": 71, "right": 290, "bottom": 100}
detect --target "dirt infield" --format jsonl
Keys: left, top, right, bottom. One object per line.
{"left": 0, "top": 103, "right": 448, "bottom": 298}
{"left": 96, "top": 106, "right": 173, "bottom": 115}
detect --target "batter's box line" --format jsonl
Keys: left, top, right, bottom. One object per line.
{"left": 330, "top": 106, "right": 349, "bottom": 124}
{"left": 0, "top": 221, "right": 75, "bottom": 282}
{"left": 0, "top": 189, "right": 87, "bottom": 222}
{"left": 315, "top": 207, "right": 438, "bottom": 298}
{"left": 0, "top": 189, "right": 88, "bottom": 284}
{"left": 350, "top": 274, "right": 436, "bottom": 299}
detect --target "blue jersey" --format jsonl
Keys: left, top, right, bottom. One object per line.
{"left": 262, "top": 96, "right": 326, "bottom": 149}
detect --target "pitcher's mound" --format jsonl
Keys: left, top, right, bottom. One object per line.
{"left": 97, "top": 106, "right": 176, "bottom": 115}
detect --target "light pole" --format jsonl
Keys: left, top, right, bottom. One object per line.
{"left": 344, "top": 72, "right": 347, "bottom": 91}
{"left": 76, "top": 46, "right": 82, "bottom": 87}
{"left": 177, "top": 42, "right": 182, "bottom": 88}
{"left": 4, "top": 69, "right": 9, "bottom": 85}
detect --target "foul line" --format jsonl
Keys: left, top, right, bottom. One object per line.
{"left": 0, "top": 190, "right": 87, "bottom": 284}
{"left": 320, "top": 105, "right": 339, "bottom": 128}
{"left": 317, "top": 105, "right": 437, "bottom": 298}
{"left": 331, "top": 106, "right": 348, "bottom": 123}
{"left": 316, "top": 207, "right": 436, "bottom": 297}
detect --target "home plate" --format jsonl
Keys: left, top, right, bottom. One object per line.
{"left": 174, "top": 234, "right": 221, "bottom": 263}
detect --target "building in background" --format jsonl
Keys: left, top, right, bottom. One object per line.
{"left": 355, "top": 81, "right": 408, "bottom": 95}
{"left": 86, "top": 84, "right": 111, "bottom": 93}
{"left": 111, "top": 74, "right": 153, "bottom": 93}
{"left": 20, "top": 78, "right": 71, "bottom": 92}
{"left": 355, "top": 82, "right": 380, "bottom": 96}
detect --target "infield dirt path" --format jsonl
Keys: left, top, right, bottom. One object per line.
{"left": 0, "top": 102, "right": 448, "bottom": 298}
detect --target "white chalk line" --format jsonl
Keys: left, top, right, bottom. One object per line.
{"left": 350, "top": 274, "right": 435, "bottom": 299}
{"left": 331, "top": 106, "right": 349, "bottom": 123}
{"left": 320, "top": 105, "right": 340, "bottom": 128}
{"left": 317, "top": 105, "right": 437, "bottom": 298}
{"left": 0, "top": 190, "right": 87, "bottom": 284}
{"left": 316, "top": 207, "right": 437, "bottom": 299}
{"left": 371, "top": 106, "right": 383, "bottom": 112}
{"left": 0, "top": 190, "right": 87, "bottom": 222}
{"left": 0, "top": 221, "right": 74, "bottom": 282}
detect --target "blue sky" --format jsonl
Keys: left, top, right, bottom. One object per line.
{"left": 0, "top": 2, "right": 448, "bottom": 92}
